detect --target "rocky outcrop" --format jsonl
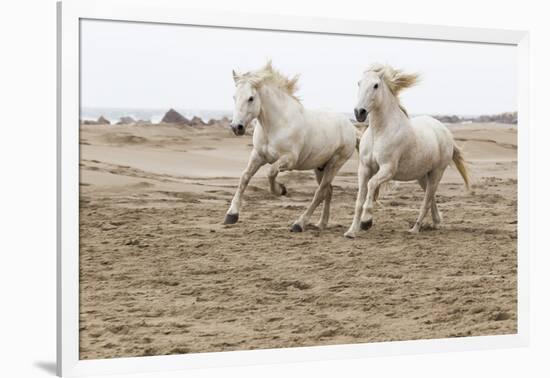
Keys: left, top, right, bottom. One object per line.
{"left": 217, "top": 117, "right": 231, "bottom": 128}
{"left": 116, "top": 116, "right": 136, "bottom": 125}
{"left": 97, "top": 116, "right": 110, "bottom": 125}
{"left": 161, "top": 109, "right": 189, "bottom": 124}
{"left": 81, "top": 110, "right": 234, "bottom": 128}
{"left": 433, "top": 115, "right": 461, "bottom": 124}
{"left": 81, "top": 116, "right": 111, "bottom": 125}
{"left": 189, "top": 116, "right": 206, "bottom": 127}
{"left": 433, "top": 111, "right": 517, "bottom": 124}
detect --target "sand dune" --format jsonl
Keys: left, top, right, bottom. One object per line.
{"left": 79, "top": 121, "right": 517, "bottom": 359}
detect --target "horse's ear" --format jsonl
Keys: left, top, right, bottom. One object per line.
{"left": 232, "top": 69, "right": 240, "bottom": 84}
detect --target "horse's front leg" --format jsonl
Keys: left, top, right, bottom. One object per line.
{"left": 344, "top": 163, "right": 372, "bottom": 238}
{"left": 360, "top": 164, "right": 395, "bottom": 230}
{"left": 291, "top": 156, "right": 346, "bottom": 232}
{"left": 224, "top": 149, "right": 266, "bottom": 224}
{"left": 267, "top": 164, "right": 287, "bottom": 196}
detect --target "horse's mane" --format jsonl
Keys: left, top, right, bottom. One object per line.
{"left": 233, "top": 61, "right": 301, "bottom": 103}
{"left": 367, "top": 63, "right": 420, "bottom": 96}
{"left": 366, "top": 63, "right": 419, "bottom": 117}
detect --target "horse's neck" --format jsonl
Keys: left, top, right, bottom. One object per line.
{"left": 369, "top": 92, "right": 408, "bottom": 134}
{"left": 257, "top": 86, "right": 302, "bottom": 135}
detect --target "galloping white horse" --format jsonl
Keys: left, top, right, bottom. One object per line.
{"left": 224, "top": 61, "right": 356, "bottom": 232}
{"left": 345, "top": 64, "right": 470, "bottom": 238}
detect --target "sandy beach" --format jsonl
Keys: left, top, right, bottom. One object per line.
{"left": 79, "top": 120, "right": 517, "bottom": 359}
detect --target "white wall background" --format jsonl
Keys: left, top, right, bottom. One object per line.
{"left": 1, "top": 0, "right": 548, "bottom": 377}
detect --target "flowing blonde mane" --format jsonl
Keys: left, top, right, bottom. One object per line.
{"left": 233, "top": 61, "right": 301, "bottom": 103}
{"left": 366, "top": 63, "right": 420, "bottom": 117}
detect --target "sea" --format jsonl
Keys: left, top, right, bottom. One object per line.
{"left": 80, "top": 107, "right": 233, "bottom": 124}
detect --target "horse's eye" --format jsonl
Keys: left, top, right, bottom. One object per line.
{"left": 357, "top": 81, "right": 360, "bottom": 87}
{"left": 374, "top": 83, "right": 379, "bottom": 89}
{"left": 248, "top": 96, "right": 254, "bottom": 102}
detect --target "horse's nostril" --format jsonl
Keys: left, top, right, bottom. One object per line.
{"left": 237, "top": 124, "right": 244, "bottom": 130}
{"left": 354, "top": 108, "right": 367, "bottom": 121}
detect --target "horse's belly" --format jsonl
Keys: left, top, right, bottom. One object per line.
{"left": 297, "top": 151, "right": 335, "bottom": 170}
{"left": 393, "top": 169, "right": 429, "bottom": 182}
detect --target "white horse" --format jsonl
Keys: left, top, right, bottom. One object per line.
{"left": 224, "top": 61, "right": 356, "bottom": 232}
{"left": 344, "top": 64, "right": 470, "bottom": 238}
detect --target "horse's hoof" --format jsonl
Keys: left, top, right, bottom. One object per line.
{"left": 315, "top": 223, "right": 326, "bottom": 231}
{"left": 360, "top": 219, "right": 373, "bottom": 230}
{"left": 224, "top": 213, "right": 239, "bottom": 224}
{"left": 280, "top": 184, "right": 287, "bottom": 196}
{"left": 290, "top": 223, "right": 303, "bottom": 232}
{"left": 344, "top": 231, "right": 356, "bottom": 239}
{"left": 408, "top": 226, "right": 420, "bottom": 234}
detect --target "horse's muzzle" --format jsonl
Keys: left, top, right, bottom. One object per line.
{"left": 354, "top": 108, "right": 368, "bottom": 122}
{"left": 230, "top": 123, "right": 245, "bottom": 136}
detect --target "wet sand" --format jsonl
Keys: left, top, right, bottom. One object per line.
{"left": 79, "top": 121, "right": 517, "bottom": 359}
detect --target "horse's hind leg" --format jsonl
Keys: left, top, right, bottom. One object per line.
{"left": 267, "top": 164, "right": 287, "bottom": 196}
{"left": 314, "top": 168, "right": 332, "bottom": 230}
{"left": 418, "top": 175, "right": 442, "bottom": 228}
{"left": 410, "top": 168, "right": 444, "bottom": 233}
{"left": 291, "top": 156, "right": 346, "bottom": 232}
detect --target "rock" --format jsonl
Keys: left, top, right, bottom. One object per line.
{"left": 189, "top": 116, "right": 206, "bottom": 126}
{"left": 433, "top": 115, "right": 462, "bottom": 123}
{"left": 161, "top": 108, "right": 189, "bottom": 124}
{"left": 116, "top": 116, "right": 136, "bottom": 125}
{"left": 97, "top": 116, "right": 110, "bottom": 125}
{"left": 432, "top": 112, "right": 517, "bottom": 125}
{"left": 218, "top": 117, "right": 231, "bottom": 128}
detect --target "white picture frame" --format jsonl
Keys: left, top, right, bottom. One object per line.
{"left": 57, "top": 0, "right": 530, "bottom": 376}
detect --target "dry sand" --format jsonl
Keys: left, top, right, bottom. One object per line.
{"left": 79, "top": 121, "right": 517, "bottom": 359}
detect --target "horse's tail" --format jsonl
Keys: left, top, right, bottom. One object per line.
{"left": 452, "top": 143, "right": 471, "bottom": 191}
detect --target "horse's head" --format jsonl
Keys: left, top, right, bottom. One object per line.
{"left": 230, "top": 70, "right": 261, "bottom": 136}
{"left": 355, "top": 64, "right": 419, "bottom": 122}
{"left": 354, "top": 70, "right": 383, "bottom": 122}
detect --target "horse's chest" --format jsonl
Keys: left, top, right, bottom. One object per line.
{"left": 256, "top": 144, "right": 280, "bottom": 164}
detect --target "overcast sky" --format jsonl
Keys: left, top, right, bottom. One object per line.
{"left": 81, "top": 19, "right": 517, "bottom": 116}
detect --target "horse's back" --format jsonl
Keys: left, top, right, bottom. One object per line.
{"left": 394, "top": 115, "right": 454, "bottom": 177}
{"left": 297, "top": 110, "right": 356, "bottom": 169}
{"left": 303, "top": 109, "right": 356, "bottom": 150}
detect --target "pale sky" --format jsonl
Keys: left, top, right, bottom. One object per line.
{"left": 80, "top": 19, "right": 517, "bottom": 116}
